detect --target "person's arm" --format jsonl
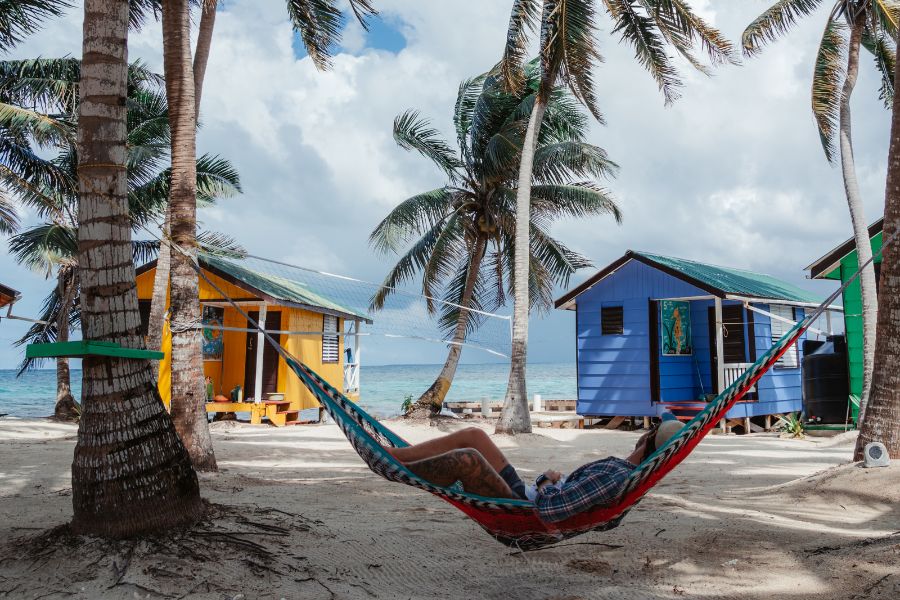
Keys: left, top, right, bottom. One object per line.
{"left": 404, "top": 448, "right": 518, "bottom": 499}
{"left": 534, "top": 463, "right": 630, "bottom": 523}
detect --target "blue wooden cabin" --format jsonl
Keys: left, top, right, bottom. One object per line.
{"left": 555, "top": 251, "right": 825, "bottom": 424}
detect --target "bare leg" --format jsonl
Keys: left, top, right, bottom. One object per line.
{"left": 389, "top": 427, "right": 511, "bottom": 473}
{"left": 405, "top": 448, "right": 517, "bottom": 499}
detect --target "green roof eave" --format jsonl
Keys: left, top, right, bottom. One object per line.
{"left": 199, "top": 253, "right": 371, "bottom": 323}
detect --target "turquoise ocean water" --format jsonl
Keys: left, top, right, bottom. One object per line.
{"left": 0, "top": 363, "right": 576, "bottom": 419}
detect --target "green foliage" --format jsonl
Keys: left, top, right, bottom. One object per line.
{"left": 743, "top": 1, "right": 898, "bottom": 160}
{"left": 0, "top": 0, "right": 72, "bottom": 52}
{"left": 401, "top": 394, "right": 414, "bottom": 414}
{"left": 371, "top": 67, "right": 622, "bottom": 338}
{"left": 286, "top": 0, "right": 376, "bottom": 71}
{"left": 776, "top": 412, "right": 806, "bottom": 438}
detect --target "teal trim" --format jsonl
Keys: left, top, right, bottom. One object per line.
{"left": 26, "top": 340, "right": 164, "bottom": 360}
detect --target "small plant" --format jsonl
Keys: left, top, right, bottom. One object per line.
{"left": 401, "top": 394, "right": 414, "bottom": 414}
{"left": 775, "top": 412, "right": 805, "bottom": 439}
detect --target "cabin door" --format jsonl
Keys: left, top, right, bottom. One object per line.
{"left": 245, "top": 310, "right": 281, "bottom": 401}
{"left": 707, "top": 305, "right": 747, "bottom": 393}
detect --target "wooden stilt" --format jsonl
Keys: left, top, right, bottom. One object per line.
{"left": 719, "top": 417, "right": 728, "bottom": 434}
{"left": 744, "top": 417, "right": 751, "bottom": 434}
{"left": 765, "top": 414, "right": 772, "bottom": 431}
{"left": 643, "top": 416, "right": 651, "bottom": 429}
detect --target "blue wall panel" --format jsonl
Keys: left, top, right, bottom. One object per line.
{"left": 572, "top": 258, "right": 807, "bottom": 418}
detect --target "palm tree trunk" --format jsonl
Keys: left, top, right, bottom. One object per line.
{"left": 147, "top": 206, "right": 170, "bottom": 374}
{"left": 193, "top": 0, "right": 216, "bottom": 120}
{"left": 413, "top": 235, "right": 488, "bottom": 416}
{"left": 147, "top": 0, "right": 215, "bottom": 371}
{"left": 162, "top": 0, "right": 217, "bottom": 472}
{"left": 855, "top": 27, "right": 900, "bottom": 461}
{"left": 53, "top": 267, "right": 79, "bottom": 421}
{"left": 840, "top": 17, "right": 878, "bottom": 420}
{"left": 497, "top": 97, "right": 546, "bottom": 434}
{"left": 72, "top": 0, "right": 202, "bottom": 537}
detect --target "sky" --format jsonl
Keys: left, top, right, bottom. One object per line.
{"left": 0, "top": 0, "right": 893, "bottom": 369}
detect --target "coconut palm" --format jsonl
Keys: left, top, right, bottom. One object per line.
{"left": 371, "top": 62, "right": 621, "bottom": 416}
{"left": 742, "top": 0, "right": 898, "bottom": 423}
{"left": 863, "top": 43, "right": 900, "bottom": 460}
{"left": 72, "top": 0, "right": 203, "bottom": 537}
{"left": 2, "top": 56, "right": 240, "bottom": 422}
{"left": 151, "top": 0, "right": 378, "bottom": 471}
{"left": 497, "top": 0, "right": 735, "bottom": 433}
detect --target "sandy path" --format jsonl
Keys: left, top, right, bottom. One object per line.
{"left": 0, "top": 417, "right": 897, "bottom": 599}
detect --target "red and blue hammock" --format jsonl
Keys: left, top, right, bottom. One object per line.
{"left": 284, "top": 308, "right": 812, "bottom": 550}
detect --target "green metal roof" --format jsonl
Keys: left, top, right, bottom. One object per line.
{"left": 555, "top": 249, "right": 823, "bottom": 309}
{"left": 632, "top": 251, "right": 823, "bottom": 303}
{"left": 201, "top": 253, "right": 371, "bottom": 322}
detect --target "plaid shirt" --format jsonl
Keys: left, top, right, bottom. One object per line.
{"left": 534, "top": 457, "right": 635, "bottom": 523}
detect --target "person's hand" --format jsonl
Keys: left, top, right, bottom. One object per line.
{"left": 542, "top": 469, "right": 562, "bottom": 484}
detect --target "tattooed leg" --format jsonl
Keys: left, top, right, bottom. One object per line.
{"left": 389, "top": 428, "right": 512, "bottom": 473}
{"left": 404, "top": 448, "right": 518, "bottom": 499}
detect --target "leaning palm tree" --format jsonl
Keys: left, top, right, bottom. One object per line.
{"left": 743, "top": 0, "right": 897, "bottom": 423}
{"left": 862, "top": 30, "right": 900, "bottom": 460}
{"left": 152, "top": 0, "right": 378, "bottom": 471}
{"left": 497, "top": 0, "right": 735, "bottom": 433}
{"left": 72, "top": 0, "right": 202, "bottom": 537}
{"left": 372, "top": 62, "right": 621, "bottom": 417}
{"left": 3, "top": 56, "right": 240, "bottom": 422}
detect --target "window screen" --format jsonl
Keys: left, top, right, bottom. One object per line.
{"left": 770, "top": 305, "right": 799, "bottom": 368}
{"left": 322, "top": 314, "right": 339, "bottom": 363}
{"left": 601, "top": 306, "right": 624, "bottom": 335}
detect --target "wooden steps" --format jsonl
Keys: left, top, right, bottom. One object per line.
{"left": 264, "top": 400, "right": 300, "bottom": 427}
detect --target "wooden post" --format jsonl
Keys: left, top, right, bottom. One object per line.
{"left": 765, "top": 414, "right": 772, "bottom": 431}
{"left": 643, "top": 416, "right": 651, "bottom": 429}
{"left": 825, "top": 311, "right": 833, "bottom": 336}
{"left": 253, "top": 303, "right": 267, "bottom": 402}
{"left": 744, "top": 417, "right": 751, "bottom": 434}
{"left": 715, "top": 298, "right": 726, "bottom": 434}
{"left": 353, "top": 319, "right": 361, "bottom": 393}
{"left": 481, "top": 396, "right": 491, "bottom": 418}
{"left": 533, "top": 393, "right": 542, "bottom": 412}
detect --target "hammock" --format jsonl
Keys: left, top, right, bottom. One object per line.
{"left": 180, "top": 234, "right": 873, "bottom": 551}
{"left": 282, "top": 308, "right": 811, "bottom": 550}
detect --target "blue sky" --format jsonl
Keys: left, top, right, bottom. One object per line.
{"left": 0, "top": 1, "right": 892, "bottom": 370}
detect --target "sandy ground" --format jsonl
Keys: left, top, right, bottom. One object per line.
{"left": 0, "top": 417, "right": 898, "bottom": 600}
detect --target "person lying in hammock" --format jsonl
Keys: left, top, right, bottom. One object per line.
{"left": 387, "top": 420, "right": 682, "bottom": 523}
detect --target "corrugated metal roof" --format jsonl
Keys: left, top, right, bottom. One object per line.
{"left": 555, "top": 250, "right": 824, "bottom": 309}
{"left": 201, "top": 254, "right": 371, "bottom": 322}
{"left": 632, "top": 251, "right": 823, "bottom": 303}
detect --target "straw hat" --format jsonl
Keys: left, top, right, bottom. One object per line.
{"left": 655, "top": 419, "right": 683, "bottom": 450}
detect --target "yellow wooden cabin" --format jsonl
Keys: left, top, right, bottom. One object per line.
{"left": 136, "top": 254, "right": 369, "bottom": 426}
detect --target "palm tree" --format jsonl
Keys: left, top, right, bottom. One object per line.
{"left": 152, "top": 0, "right": 379, "bottom": 471}
{"left": 858, "top": 29, "right": 900, "bottom": 461}
{"left": 72, "top": 0, "right": 202, "bottom": 537}
{"left": 371, "top": 62, "right": 621, "bottom": 416}
{"left": 742, "top": 0, "right": 897, "bottom": 423}
{"left": 3, "top": 57, "right": 240, "bottom": 422}
{"left": 0, "top": 0, "right": 71, "bottom": 52}
{"left": 497, "top": 0, "right": 735, "bottom": 433}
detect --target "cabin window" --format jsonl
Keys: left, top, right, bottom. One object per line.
{"left": 770, "top": 305, "right": 799, "bottom": 368}
{"left": 601, "top": 306, "right": 624, "bottom": 335}
{"left": 322, "top": 314, "right": 339, "bottom": 363}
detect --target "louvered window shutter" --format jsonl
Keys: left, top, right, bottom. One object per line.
{"left": 322, "top": 315, "right": 339, "bottom": 363}
{"left": 769, "top": 305, "right": 799, "bottom": 368}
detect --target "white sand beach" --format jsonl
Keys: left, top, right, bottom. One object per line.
{"left": 0, "top": 417, "right": 897, "bottom": 600}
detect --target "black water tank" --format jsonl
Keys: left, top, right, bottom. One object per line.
{"left": 802, "top": 335, "right": 849, "bottom": 424}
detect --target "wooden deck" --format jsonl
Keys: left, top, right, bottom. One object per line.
{"left": 205, "top": 400, "right": 316, "bottom": 427}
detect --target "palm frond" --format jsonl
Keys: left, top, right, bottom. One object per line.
{"left": 0, "top": 57, "right": 80, "bottom": 115}
{"left": 862, "top": 22, "right": 896, "bottom": 107}
{"left": 453, "top": 73, "right": 488, "bottom": 156}
{"left": 642, "top": 0, "right": 737, "bottom": 66}
{"left": 530, "top": 181, "right": 622, "bottom": 223}
{"left": 0, "top": 102, "right": 72, "bottom": 147}
{"left": 742, "top": 0, "right": 826, "bottom": 57}
{"left": 606, "top": 0, "right": 682, "bottom": 104}
{"left": 132, "top": 238, "right": 160, "bottom": 264}
{"left": 369, "top": 187, "right": 456, "bottom": 255}
{"left": 287, "top": 0, "right": 375, "bottom": 71}
{"left": 0, "top": 192, "right": 17, "bottom": 234}
{"left": 0, "top": 0, "right": 72, "bottom": 52}
{"left": 195, "top": 153, "right": 242, "bottom": 203}
{"left": 811, "top": 17, "right": 847, "bottom": 163}
{"left": 499, "top": 0, "right": 540, "bottom": 94}
{"left": 548, "top": 0, "right": 604, "bottom": 121}
{"left": 393, "top": 110, "right": 462, "bottom": 179}
{"left": 531, "top": 142, "right": 619, "bottom": 185}
{"left": 872, "top": 0, "right": 900, "bottom": 39}
{"left": 198, "top": 230, "right": 246, "bottom": 258}
{"left": 7, "top": 222, "right": 77, "bottom": 276}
